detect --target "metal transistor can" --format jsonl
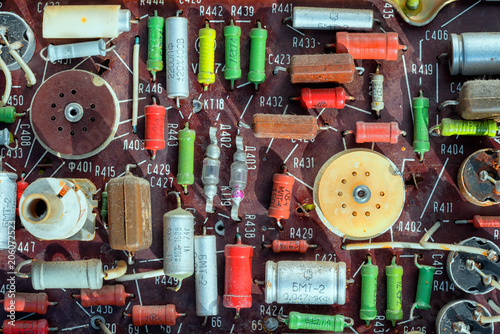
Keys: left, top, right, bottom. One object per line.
{"left": 166, "top": 11, "right": 189, "bottom": 108}
{"left": 0, "top": 158, "right": 16, "bottom": 250}
{"left": 194, "top": 228, "right": 219, "bottom": 319}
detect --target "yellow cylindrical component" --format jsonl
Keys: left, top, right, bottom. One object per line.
{"left": 197, "top": 22, "right": 216, "bottom": 91}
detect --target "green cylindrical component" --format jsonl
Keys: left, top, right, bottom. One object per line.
{"left": 406, "top": 0, "right": 420, "bottom": 10}
{"left": 412, "top": 91, "right": 430, "bottom": 162}
{"left": 0, "top": 106, "right": 24, "bottom": 123}
{"left": 386, "top": 257, "right": 403, "bottom": 327}
{"left": 197, "top": 22, "right": 216, "bottom": 91}
{"left": 414, "top": 264, "right": 436, "bottom": 310}
{"left": 177, "top": 122, "right": 196, "bottom": 194}
{"left": 100, "top": 186, "right": 108, "bottom": 220}
{"left": 224, "top": 20, "right": 241, "bottom": 90}
{"left": 248, "top": 21, "right": 268, "bottom": 90}
{"left": 146, "top": 10, "right": 164, "bottom": 82}
{"left": 360, "top": 257, "right": 378, "bottom": 326}
{"left": 438, "top": 118, "right": 497, "bottom": 137}
{"left": 284, "top": 312, "right": 348, "bottom": 332}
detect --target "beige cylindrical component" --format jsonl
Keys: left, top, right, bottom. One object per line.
{"left": 107, "top": 167, "right": 152, "bottom": 263}
{"left": 30, "top": 259, "right": 104, "bottom": 290}
{"left": 43, "top": 5, "right": 131, "bottom": 39}
{"left": 252, "top": 114, "right": 321, "bottom": 140}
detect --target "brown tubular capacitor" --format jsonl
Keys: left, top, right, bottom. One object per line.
{"left": 289, "top": 53, "right": 358, "bottom": 84}
{"left": 107, "top": 164, "right": 152, "bottom": 265}
{"left": 438, "top": 80, "right": 500, "bottom": 120}
{"left": 252, "top": 114, "right": 326, "bottom": 140}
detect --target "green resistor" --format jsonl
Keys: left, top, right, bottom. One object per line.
{"left": 224, "top": 20, "right": 241, "bottom": 90}
{"left": 0, "top": 106, "right": 25, "bottom": 123}
{"left": 146, "top": 10, "right": 164, "bottom": 82}
{"left": 360, "top": 255, "right": 378, "bottom": 326}
{"left": 412, "top": 90, "right": 430, "bottom": 162}
{"left": 100, "top": 183, "right": 108, "bottom": 222}
{"left": 386, "top": 255, "right": 403, "bottom": 327}
{"left": 248, "top": 21, "right": 268, "bottom": 90}
{"left": 177, "top": 122, "right": 195, "bottom": 194}
{"left": 198, "top": 21, "right": 216, "bottom": 91}
{"left": 278, "top": 312, "right": 353, "bottom": 332}
{"left": 430, "top": 118, "right": 498, "bottom": 137}
{"left": 410, "top": 254, "right": 436, "bottom": 319}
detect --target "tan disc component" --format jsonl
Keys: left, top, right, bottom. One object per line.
{"left": 313, "top": 149, "right": 405, "bottom": 240}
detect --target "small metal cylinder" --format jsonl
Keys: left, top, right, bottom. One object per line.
{"left": 0, "top": 168, "right": 16, "bottom": 250}
{"left": 449, "top": 33, "right": 500, "bottom": 75}
{"left": 289, "top": 53, "right": 356, "bottom": 84}
{"left": 30, "top": 259, "right": 104, "bottom": 290}
{"left": 291, "top": 7, "right": 374, "bottom": 31}
{"left": 46, "top": 39, "right": 107, "bottom": 63}
{"left": 265, "top": 260, "right": 346, "bottom": 305}
{"left": 166, "top": 14, "right": 189, "bottom": 106}
{"left": 194, "top": 234, "right": 219, "bottom": 317}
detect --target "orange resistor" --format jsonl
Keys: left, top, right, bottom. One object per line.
{"left": 343, "top": 121, "right": 405, "bottom": 143}
{"left": 16, "top": 175, "right": 28, "bottom": 216}
{"left": 73, "top": 285, "right": 133, "bottom": 307}
{"left": 1, "top": 319, "right": 57, "bottom": 334}
{"left": 268, "top": 166, "right": 295, "bottom": 230}
{"left": 291, "top": 87, "right": 355, "bottom": 110}
{"left": 144, "top": 97, "right": 166, "bottom": 160}
{"left": 332, "top": 32, "right": 406, "bottom": 61}
{"left": 264, "top": 240, "right": 318, "bottom": 253}
{"left": 129, "top": 305, "right": 186, "bottom": 326}
{"left": 1, "top": 292, "right": 56, "bottom": 314}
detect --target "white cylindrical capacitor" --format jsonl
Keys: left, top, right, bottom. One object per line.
{"left": 265, "top": 260, "right": 347, "bottom": 305}
{"left": 291, "top": 7, "right": 374, "bottom": 31}
{"left": 43, "top": 5, "right": 131, "bottom": 38}
{"left": 163, "top": 200, "right": 194, "bottom": 290}
{"left": 46, "top": 39, "right": 107, "bottom": 63}
{"left": 27, "top": 259, "right": 104, "bottom": 290}
{"left": 0, "top": 168, "right": 16, "bottom": 250}
{"left": 194, "top": 234, "right": 219, "bottom": 317}
{"left": 370, "top": 67, "right": 384, "bottom": 118}
{"left": 165, "top": 14, "right": 189, "bottom": 108}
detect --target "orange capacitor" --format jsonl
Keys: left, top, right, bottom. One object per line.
{"left": 455, "top": 215, "right": 500, "bottom": 228}
{"left": 265, "top": 240, "right": 317, "bottom": 253}
{"left": 268, "top": 166, "right": 295, "bottom": 230}
{"left": 292, "top": 87, "right": 355, "bottom": 110}
{"left": 223, "top": 235, "right": 253, "bottom": 318}
{"left": 74, "top": 285, "right": 133, "bottom": 307}
{"left": 131, "top": 305, "right": 185, "bottom": 326}
{"left": 16, "top": 176, "right": 28, "bottom": 216}
{"left": 354, "top": 122, "right": 405, "bottom": 143}
{"left": 2, "top": 292, "right": 56, "bottom": 314}
{"left": 252, "top": 114, "right": 325, "bottom": 140}
{"left": 334, "top": 32, "right": 406, "bottom": 61}
{"left": 289, "top": 53, "right": 357, "bottom": 84}
{"left": 2, "top": 320, "right": 56, "bottom": 334}
{"left": 144, "top": 97, "right": 166, "bottom": 160}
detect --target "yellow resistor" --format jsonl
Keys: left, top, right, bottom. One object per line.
{"left": 430, "top": 118, "right": 498, "bottom": 137}
{"left": 198, "top": 21, "right": 216, "bottom": 91}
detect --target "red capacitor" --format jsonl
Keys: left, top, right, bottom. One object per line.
{"left": 131, "top": 305, "right": 184, "bottom": 326}
{"left": 144, "top": 99, "right": 166, "bottom": 159}
{"left": 294, "top": 87, "right": 354, "bottom": 110}
{"left": 335, "top": 32, "right": 406, "bottom": 61}
{"left": 223, "top": 236, "right": 253, "bottom": 316}
{"left": 270, "top": 240, "right": 314, "bottom": 253}
{"left": 2, "top": 319, "right": 54, "bottom": 334}
{"left": 2, "top": 292, "right": 55, "bottom": 314}
{"left": 463, "top": 215, "right": 500, "bottom": 228}
{"left": 355, "top": 121, "right": 404, "bottom": 143}
{"left": 16, "top": 177, "right": 28, "bottom": 216}
{"left": 268, "top": 168, "right": 295, "bottom": 228}
{"left": 75, "top": 285, "right": 132, "bottom": 307}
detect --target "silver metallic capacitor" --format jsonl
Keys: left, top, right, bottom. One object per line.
{"left": 43, "top": 39, "right": 109, "bottom": 63}
{"left": 194, "top": 229, "right": 218, "bottom": 319}
{"left": 288, "top": 7, "right": 374, "bottom": 31}
{"left": 166, "top": 11, "right": 189, "bottom": 108}
{"left": 163, "top": 191, "right": 194, "bottom": 291}
{"left": 370, "top": 65, "right": 384, "bottom": 118}
{"left": 448, "top": 32, "right": 500, "bottom": 75}
{"left": 229, "top": 136, "right": 247, "bottom": 221}
{"left": 265, "top": 260, "right": 347, "bottom": 305}
{"left": 202, "top": 127, "right": 220, "bottom": 213}
{"left": 0, "top": 158, "right": 16, "bottom": 250}
{"left": 0, "top": 128, "right": 15, "bottom": 150}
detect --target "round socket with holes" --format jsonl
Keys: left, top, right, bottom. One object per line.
{"left": 0, "top": 12, "right": 36, "bottom": 71}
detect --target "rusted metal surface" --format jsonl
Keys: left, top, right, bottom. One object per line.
{"left": 289, "top": 53, "right": 357, "bottom": 84}
{"left": 252, "top": 114, "right": 320, "bottom": 140}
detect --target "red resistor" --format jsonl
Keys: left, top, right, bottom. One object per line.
{"left": 223, "top": 235, "right": 253, "bottom": 318}
{"left": 455, "top": 215, "right": 500, "bottom": 228}
{"left": 292, "top": 87, "right": 355, "bottom": 110}
{"left": 16, "top": 176, "right": 28, "bottom": 216}
{"left": 131, "top": 305, "right": 185, "bottom": 326}
{"left": 74, "top": 285, "right": 133, "bottom": 307}
{"left": 354, "top": 121, "right": 405, "bottom": 143}
{"left": 268, "top": 166, "right": 295, "bottom": 230}
{"left": 1, "top": 292, "right": 56, "bottom": 314}
{"left": 2, "top": 319, "right": 56, "bottom": 334}
{"left": 144, "top": 97, "right": 166, "bottom": 160}
{"left": 334, "top": 32, "right": 406, "bottom": 61}
{"left": 266, "top": 240, "right": 317, "bottom": 253}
